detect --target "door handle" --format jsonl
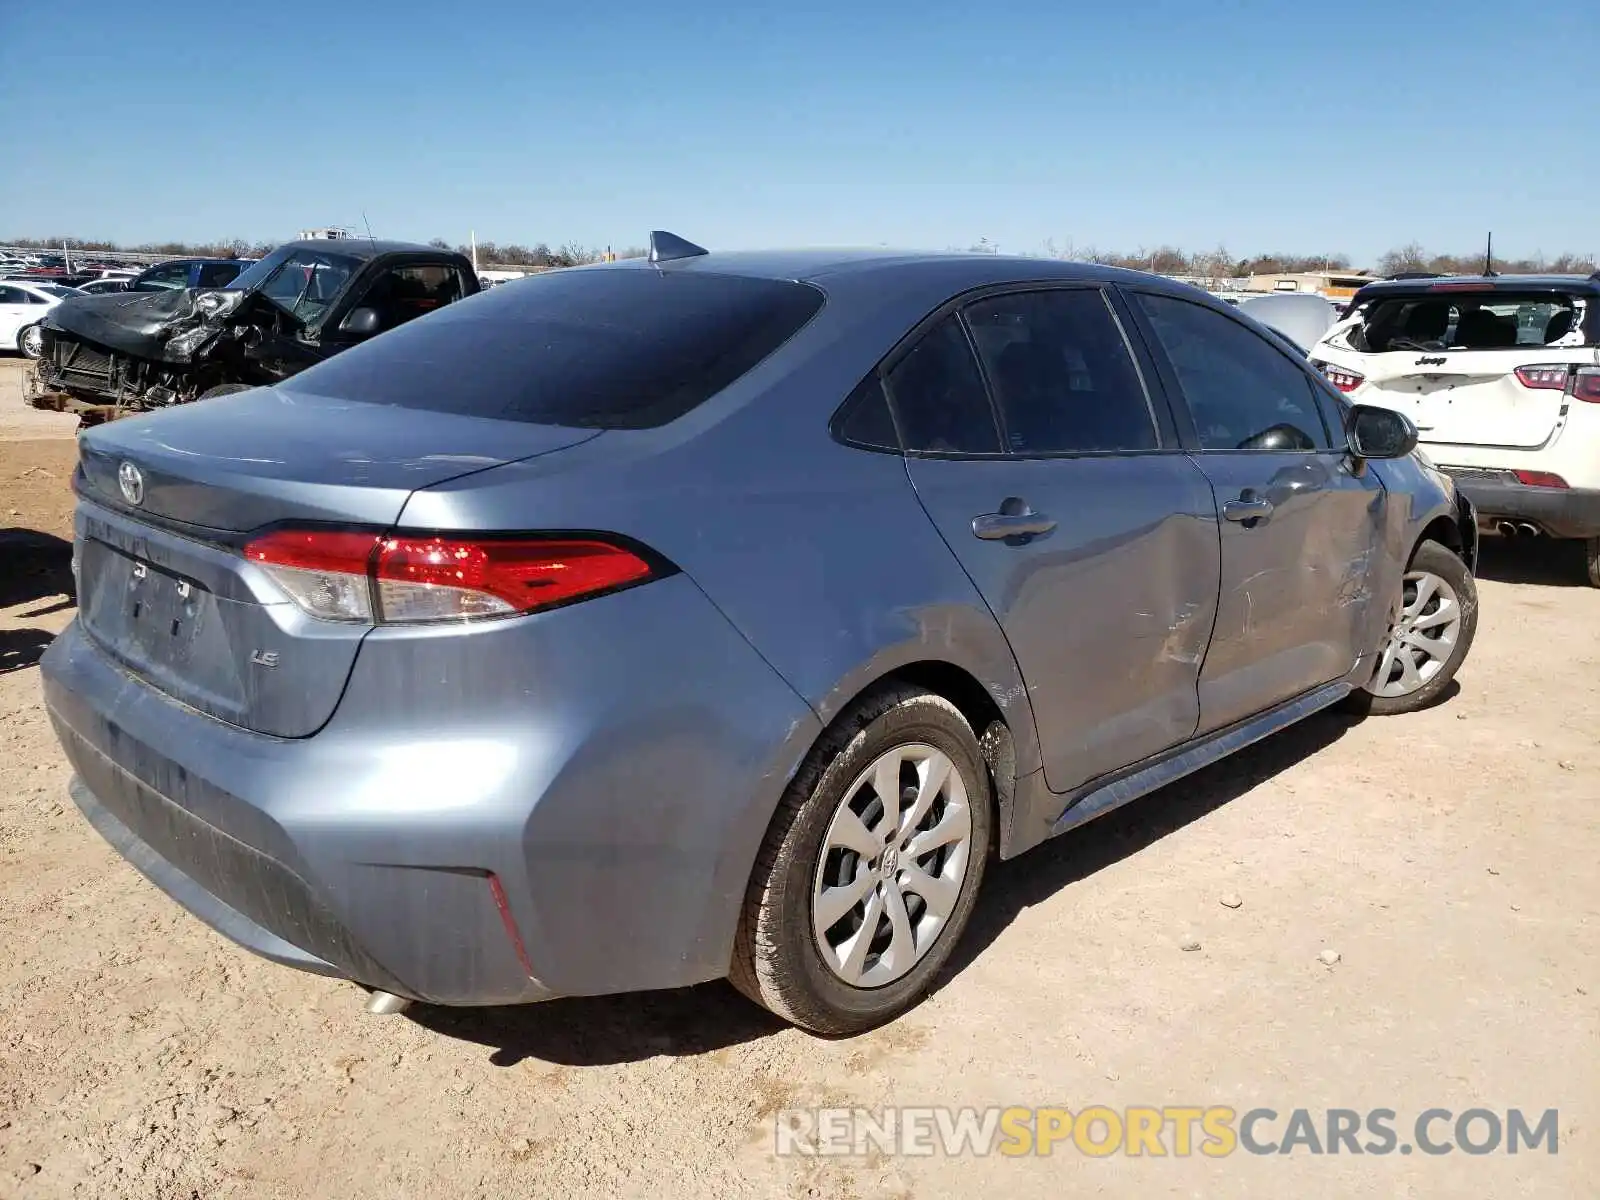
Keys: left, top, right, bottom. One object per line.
{"left": 972, "top": 509, "right": 1057, "bottom": 541}
{"left": 1222, "top": 495, "right": 1274, "bottom": 523}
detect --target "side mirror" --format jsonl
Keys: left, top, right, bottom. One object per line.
{"left": 338, "top": 306, "right": 382, "bottom": 336}
{"left": 1346, "top": 404, "right": 1419, "bottom": 460}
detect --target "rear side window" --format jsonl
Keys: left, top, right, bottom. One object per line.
{"left": 962, "top": 289, "right": 1157, "bottom": 454}
{"left": 884, "top": 316, "right": 1001, "bottom": 454}
{"left": 835, "top": 377, "right": 900, "bottom": 451}
{"left": 285, "top": 269, "right": 825, "bottom": 429}
{"left": 1136, "top": 293, "right": 1333, "bottom": 452}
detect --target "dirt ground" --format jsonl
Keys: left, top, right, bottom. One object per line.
{"left": 0, "top": 356, "right": 1595, "bottom": 1198}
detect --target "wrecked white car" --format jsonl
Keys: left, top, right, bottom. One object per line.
{"left": 1310, "top": 272, "right": 1600, "bottom": 585}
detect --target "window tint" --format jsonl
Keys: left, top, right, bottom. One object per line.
{"left": 836, "top": 376, "right": 899, "bottom": 451}
{"left": 963, "top": 289, "right": 1157, "bottom": 454}
{"left": 197, "top": 262, "right": 241, "bottom": 288}
{"left": 286, "top": 268, "right": 825, "bottom": 429}
{"left": 1136, "top": 293, "right": 1332, "bottom": 452}
{"left": 0, "top": 286, "right": 25, "bottom": 304}
{"left": 884, "top": 316, "right": 1000, "bottom": 454}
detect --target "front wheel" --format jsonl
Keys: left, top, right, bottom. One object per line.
{"left": 17, "top": 324, "right": 43, "bottom": 359}
{"left": 1356, "top": 539, "right": 1478, "bottom": 715}
{"left": 731, "top": 687, "right": 993, "bottom": 1035}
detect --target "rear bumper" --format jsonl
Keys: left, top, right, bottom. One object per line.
{"left": 41, "top": 575, "right": 820, "bottom": 1006}
{"left": 1442, "top": 469, "right": 1600, "bottom": 539}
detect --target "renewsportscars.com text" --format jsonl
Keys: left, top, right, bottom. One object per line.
{"left": 774, "top": 1105, "right": 1559, "bottom": 1158}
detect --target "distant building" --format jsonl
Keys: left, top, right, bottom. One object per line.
{"left": 1244, "top": 270, "right": 1374, "bottom": 299}
{"left": 298, "top": 227, "right": 352, "bottom": 240}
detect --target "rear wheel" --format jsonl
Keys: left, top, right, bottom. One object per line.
{"left": 1355, "top": 539, "right": 1477, "bottom": 715}
{"left": 1585, "top": 537, "right": 1600, "bottom": 588}
{"left": 17, "top": 324, "right": 43, "bottom": 359}
{"left": 731, "top": 687, "right": 992, "bottom": 1035}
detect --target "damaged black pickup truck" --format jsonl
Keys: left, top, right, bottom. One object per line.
{"left": 27, "top": 239, "right": 479, "bottom": 426}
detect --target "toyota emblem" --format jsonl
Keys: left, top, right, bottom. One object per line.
{"left": 117, "top": 461, "right": 145, "bottom": 506}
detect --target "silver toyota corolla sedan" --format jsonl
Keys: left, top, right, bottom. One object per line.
{"left": 40, "top": 234, "right": 1480, "bottom": 1035}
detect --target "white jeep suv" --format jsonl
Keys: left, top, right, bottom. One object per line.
{"left": 1310, "top": 273, "right": 1600, "bottom": 585}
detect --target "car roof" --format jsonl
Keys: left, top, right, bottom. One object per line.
{"left": 273, "top": 238, "right": 457, "bottom": 261}
{"left": 594, "top": 247, "right": 1199, "bottom": 303}
{"left": 1353, "top": 273, "right": 1600, "bottom": 301}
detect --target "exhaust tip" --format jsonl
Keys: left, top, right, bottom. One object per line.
{"left": 364, "top": 990, "right": 413, "bottom": 1016}
{"left": 1495, "top": 521, "right": 1518, "bottom": 538}
{"left": 1517, "top": 522, "right": 1540, "bottom": 537}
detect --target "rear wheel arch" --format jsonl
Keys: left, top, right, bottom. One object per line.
{"left": 789, "top": 660, "right": 1015, "bottom": 860}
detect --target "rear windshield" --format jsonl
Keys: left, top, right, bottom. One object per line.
{"left": 283, "top": 268, "right": 826, "bottom": 428}
{"left": 1353, "top": 290, "right": 1588, "bottom": 352}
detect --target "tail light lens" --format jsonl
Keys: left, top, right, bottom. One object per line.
{"left": 1514, "top": 364, "right": 1570, "bottom": 390}
{"left": 245, "top": 529, "right": 662, "bottom": 624}
{"left": 1514, "top": 470, "right": 1568, "bottom": 489}
{"left": 1317, "top": 363, "right": 1365, "bottom": 393}
{"left": 1574, "top": 367, "right": 1600, "bottom": 404}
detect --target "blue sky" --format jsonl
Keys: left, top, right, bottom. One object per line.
{"left": 2, "top": 0, "right": 1592, "bottom": 265}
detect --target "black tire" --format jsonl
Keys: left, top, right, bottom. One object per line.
{"left": 1585, "top": 537, "right": 1600, "bottom": 589}
{"left": 1351, "top": 539, "right": 1478, "bottom": 715}
{"left": 731, "top": 687, "right": 993, "bottom": 1036}
{"left": 196, "top": 383, "right": 255, "bottom": 401}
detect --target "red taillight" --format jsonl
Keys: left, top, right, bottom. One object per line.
{"left": 374, "top": 535, "right": 655, "bottom": 622}
{"left": 1514, "top": 365, "right": 1570, "bottom": 390}
{"left": 1319, "top": 364, "right": 1365, "bottom": 393}
{"left": 1514, "top": 470, "right": 1568, "bottom": 489}
{"left": 244, "top": 528, "right": 660, "bottom": 624}
{"left": 1574, "top": 368, "right": 1600, "bottom": 404}
{"left": 246, "top": 529, "right": 381, "bottom": 573}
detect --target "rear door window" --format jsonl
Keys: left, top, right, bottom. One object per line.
{"left": 884, "top": 316, "right": 1002, "bottom": 454}
{"left": 285, "top": 268, "right": 825, "bottom": 428}
{"left": 1135, "top": 293, "right": 1333, "bottom": 452}
{"left": 962, "top": 289, "right": 1158, "bottom": 454}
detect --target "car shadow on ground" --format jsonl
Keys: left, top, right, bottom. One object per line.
{"left": 1473, "top": 534, "right": 1588, "bottom": 587}
{"left": 408, "top": 980, "right": 788, "bottom": 1068}
{"left": 0, "top": 529, "right": 75, "bottom": 612}
{"left": 0, "top": 627, "right": 56, "bottom": 675}
{"left": 413, "top": 708, "right": 1372, "bottom": 1065}
{"left": 942, "top": 708, "right": 1363, "bottom": 982}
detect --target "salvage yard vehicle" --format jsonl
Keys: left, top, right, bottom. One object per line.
{"left": 40, "top": 235, "right": 1479, "bottom": 1036}
{"left": 27, "top": 239, "right": 479, "bottom": 426}
{"left": 123, "top": 257, "right": 249, "bottom": 292}
{"left": 1311, "top": 272, "right": 1600, "bottom": 585}
{"left": 0, "top": 278, "right": 75, "bottom": 358}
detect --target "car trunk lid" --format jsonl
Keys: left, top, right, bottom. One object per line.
{"left": 1353, "top": 349, "right": 1595, "bottom": 449}
{"left": 72, "top": 388, "right": 599, "bottom": 737}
